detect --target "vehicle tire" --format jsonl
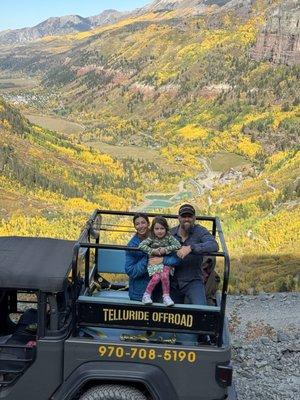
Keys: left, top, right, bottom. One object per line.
{"left": 79, "top": 384, "right": 148, "bottom": 400}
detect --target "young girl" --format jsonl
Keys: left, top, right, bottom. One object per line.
{"left": 139, "top": 216, "right": 181, "bottom": 306}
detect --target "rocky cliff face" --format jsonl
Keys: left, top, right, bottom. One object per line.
{"left": 87, "top": 9, "right": 126, "bottom": 28}
{"left": 252, "top": 0, "right": 300, "bottom": 65}
{"left": 137, "top": 0, "right": 231, "bottom": 13}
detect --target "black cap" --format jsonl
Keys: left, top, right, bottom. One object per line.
{"left": 178, "top": 204, "right": 196, "bottom": 216}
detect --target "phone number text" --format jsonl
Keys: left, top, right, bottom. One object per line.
{"left": 98, "top": 345, "right": 197, "bottom": 363}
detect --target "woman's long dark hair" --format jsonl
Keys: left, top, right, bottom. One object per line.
{"left": 150, "top": 216, "right": 170, "bottom": 238}
{"left": 133, "top": 213, "right": 150, "bottom": 225}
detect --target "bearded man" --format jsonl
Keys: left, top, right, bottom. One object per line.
{"left": 170, "top": 204, "right": 219, "bottom": 305}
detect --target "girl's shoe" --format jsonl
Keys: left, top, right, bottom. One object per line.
{"left": 163, "top": 295, "right": 174, "bottom": 307}
{"left": 142, "top": 293, "right": 153, "bottom": 304}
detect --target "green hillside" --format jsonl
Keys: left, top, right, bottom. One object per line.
{"left": 0, "top": 97, "right": 178, "bottom": 237}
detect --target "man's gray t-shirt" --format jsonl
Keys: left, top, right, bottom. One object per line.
{"left": 170, "top": 224, "right": 219, "bottom": 288}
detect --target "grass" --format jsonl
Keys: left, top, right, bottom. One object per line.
{"left": 24, "top": 113, "right": 85, "bottom": 136}
{"left": 210, "top": 152, "right": 250, "bottom": 172}
{"left": 0, "top": 188, "right": 51, "bottom": 219}
{"left": 0, "top": 76, "right": 38, "bottom": 92}
{"left": 85, "top": 140, "right": 177, "bottom": 172}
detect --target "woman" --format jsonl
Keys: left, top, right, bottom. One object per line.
{"left": 125, "top": 213, "right": 179, "bottom": 302}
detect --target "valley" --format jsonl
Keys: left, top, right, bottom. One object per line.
{"left": 0, "top": 0, "right": 299, "bottom": 294}
{"left": 5, "top": 96, "right": 252, "bottom": 208}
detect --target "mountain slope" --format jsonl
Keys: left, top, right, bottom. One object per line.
{"left": 1, "top": 1, "right": 299, "bottom": 175}
{"left": 0, "top": 97, "right": 177, "bottom": 236}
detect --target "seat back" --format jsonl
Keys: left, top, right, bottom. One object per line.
{"left": 96, "top": 249, "right": 126, "bottom": 274}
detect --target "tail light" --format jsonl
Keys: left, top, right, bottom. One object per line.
{"left": 216, "top": 364, "right": 233, "bottom": 387}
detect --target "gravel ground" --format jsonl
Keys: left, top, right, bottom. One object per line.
{"left": 227, "top": 292, "right": 300, "bottom": 400}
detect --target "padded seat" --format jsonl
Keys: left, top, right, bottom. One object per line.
{"left": 92, "top": 249, "right": 129, "bottom": 300}
{"left": 97, "top": 249, "right": 126, "bottom": 274}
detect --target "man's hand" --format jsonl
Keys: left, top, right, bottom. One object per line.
{"left": 149, "top": 256, "right": 163, "bottom": 265}
{"left": 176, "top": 245, "right": 192, "bottom": 259}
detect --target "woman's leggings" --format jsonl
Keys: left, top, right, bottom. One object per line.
{"left": 145, "top": 266, "right": 170, "bottom": 296}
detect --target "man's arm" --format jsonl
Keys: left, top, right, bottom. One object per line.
{"left": 163, "top": 253, "right": 181, "bottom": 266}
{"left": 190, "top": 226, "right": 219, "bottom": 254}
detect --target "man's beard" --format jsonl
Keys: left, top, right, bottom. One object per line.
{"left": 181, "top": 221, "right": 193, "bottom": 233}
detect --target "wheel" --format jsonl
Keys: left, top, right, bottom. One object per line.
{"left": 79, "top": 384, "right": 148, "bottom": 400}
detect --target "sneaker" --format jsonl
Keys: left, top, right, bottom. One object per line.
{"left": 163, "top": 295, "right": 174, "bottom": 307}
{"left": 142, "top": 293, "right": 153, "bottom": 305}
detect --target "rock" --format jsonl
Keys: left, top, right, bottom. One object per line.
{"left": 233, "top": 339, "right": 244, "bottom": 348}
{"left": 276, "top": 331, "right": 288, "bottom": 343}
{"left": 256, "top": 360, "right": 269, "bottom": 368}
{"left": 260, "top": 336, "right": 270, "bottom": 345}
{"left": 239, "top": 369, "right": 253, "bottom": 378}
{"left": 260, "top": 296, "right": 268, "bottom": 301}
{"left": 228, "top": 292, "right": 300, "bottom": 399}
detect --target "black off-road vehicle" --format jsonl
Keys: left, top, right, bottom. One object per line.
{"left": 0, "top": 210, "right": 237, "bottom": 400}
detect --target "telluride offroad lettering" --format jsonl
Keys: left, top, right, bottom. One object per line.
{"left": 103, "top": 308, "right": 149, "bottom": 322}
{"left": 102, "top": 308, "right": 193, "bottom": 328}
{"left": 152, "top": 312, "right": 193, "bottom": 327}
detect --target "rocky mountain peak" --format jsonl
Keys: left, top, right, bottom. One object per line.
{"left": 40, "top": 15, "right": 85, "bottom": 25}
{"left": 88, "top": 9, "right": 126, "bottom": 28}
{"left": 138, "top": 0, "right": 231, "bottom": 12}
{"left": 35, "top": 14, "right": 90, "bottom": 33}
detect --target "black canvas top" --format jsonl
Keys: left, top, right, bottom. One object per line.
{"left": 0, "top": 236, "right": 76, "bottom": 292}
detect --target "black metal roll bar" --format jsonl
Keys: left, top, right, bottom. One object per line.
{"left": 72, "top": 209, "right": 230, "bottom": 347}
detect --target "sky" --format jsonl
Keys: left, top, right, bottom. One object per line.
{"left": 0, "top": 0, "right": 151, "bottom": 31}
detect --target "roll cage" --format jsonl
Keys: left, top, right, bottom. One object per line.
{"left": 72, "top": 209, "right": 230, "bottom": 347}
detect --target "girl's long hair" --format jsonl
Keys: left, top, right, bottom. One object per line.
{"left": 150, "top": 216, "right": 170, "bottom": 238}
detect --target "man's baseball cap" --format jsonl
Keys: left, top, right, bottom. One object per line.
{"left": 178, "top": 204, "right": 196, "bottom": 216}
